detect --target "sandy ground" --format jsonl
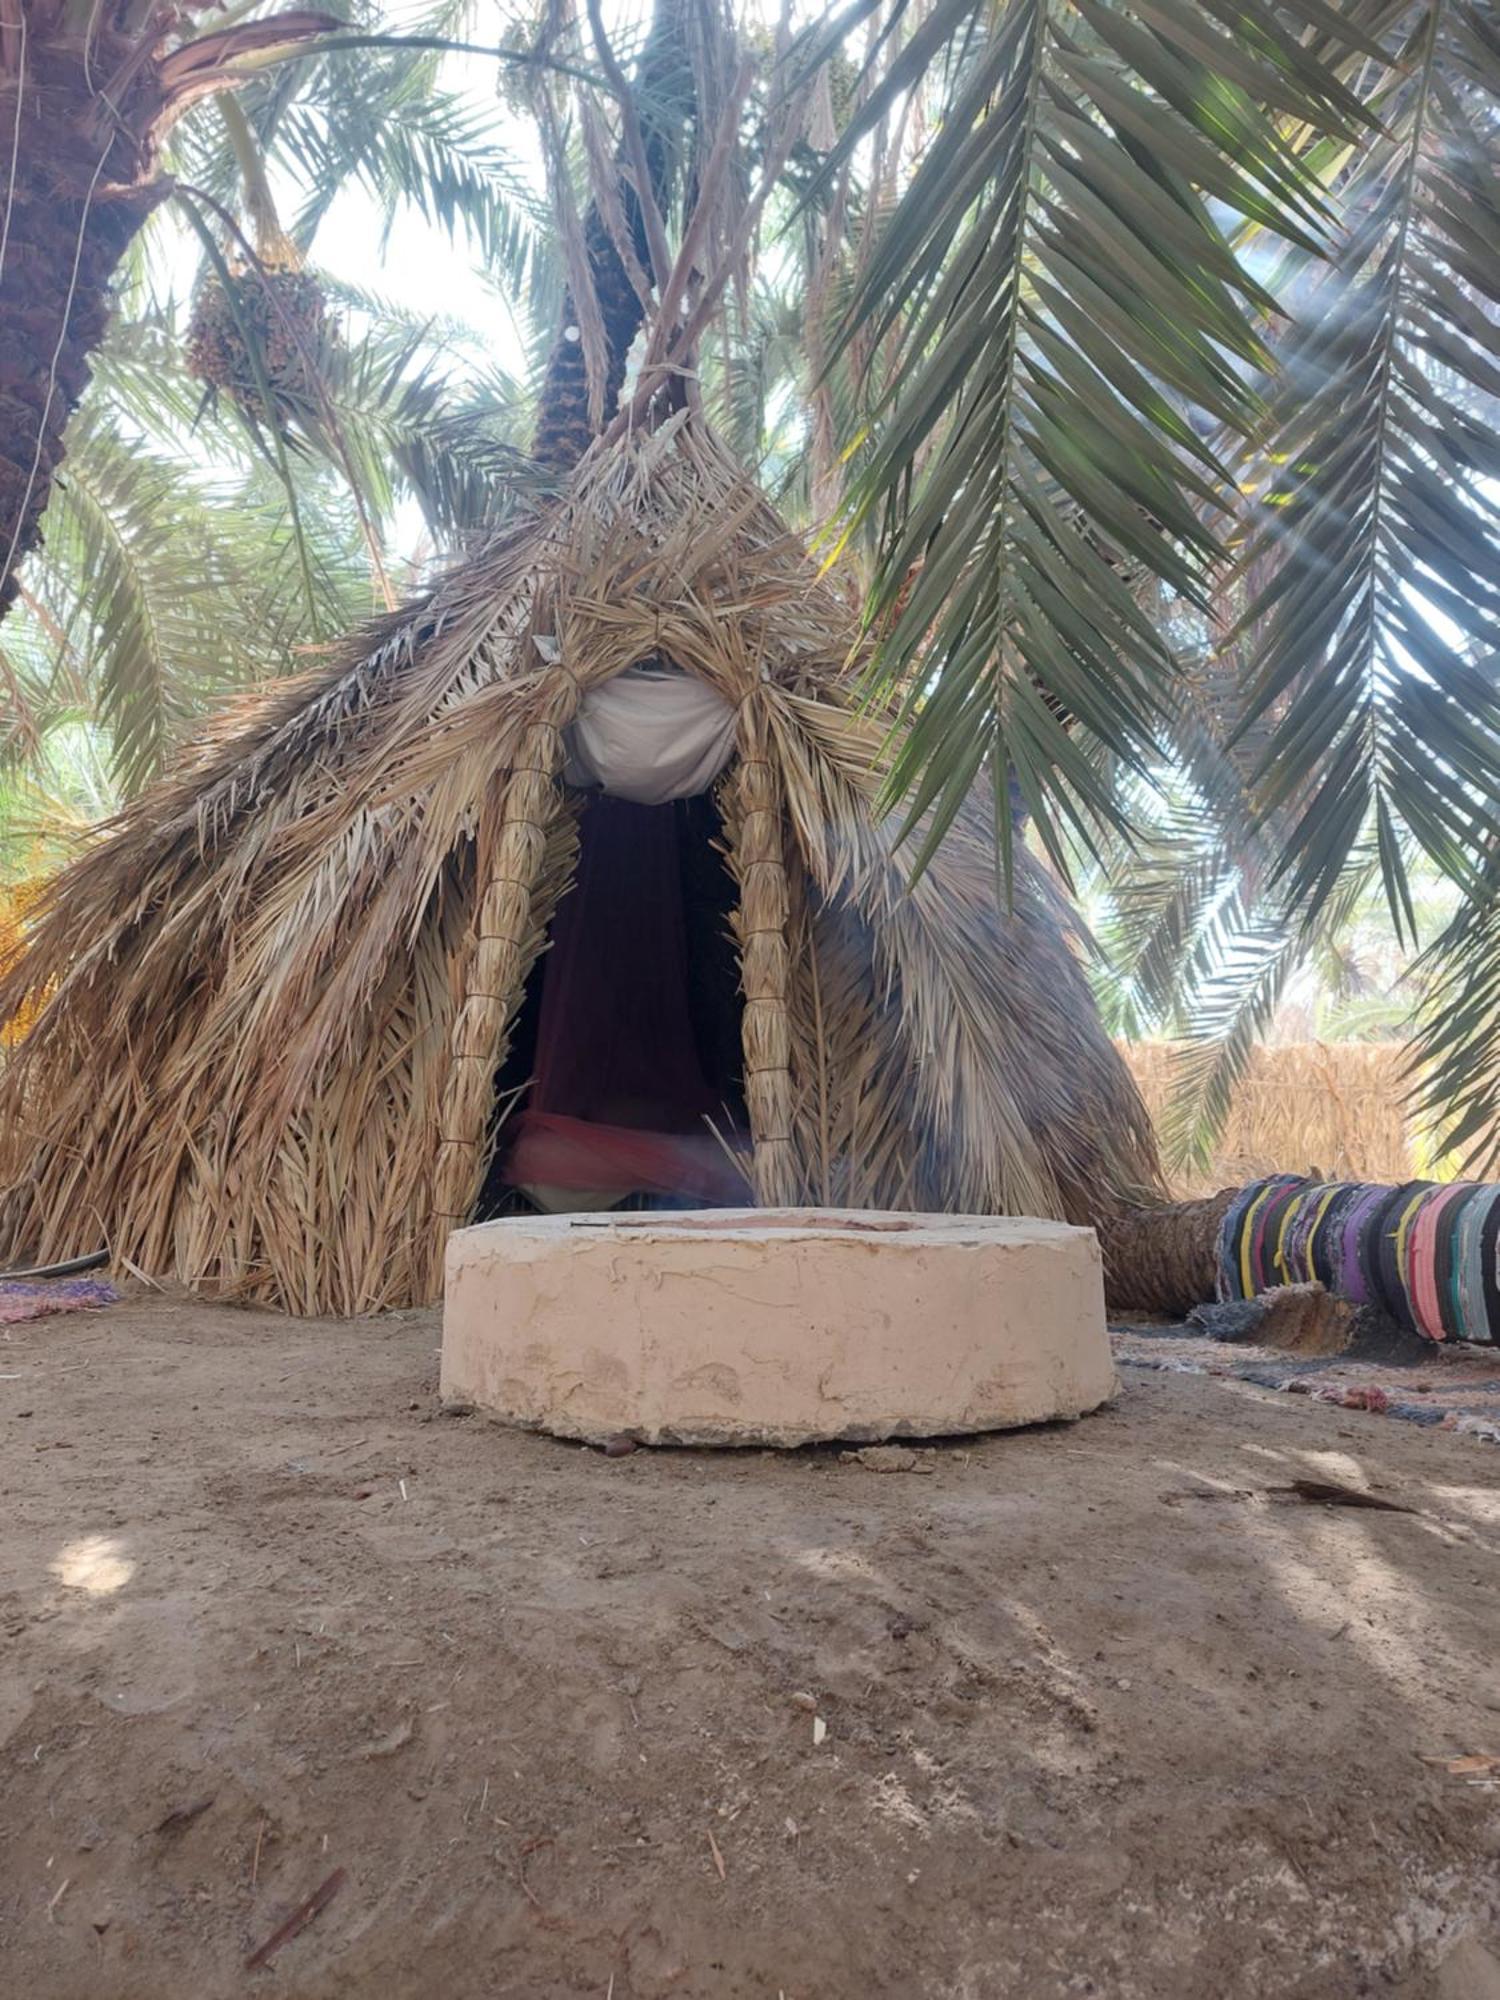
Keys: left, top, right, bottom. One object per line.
{"left": 2, "top": 1296, "right": 1499, "bottom": 2000}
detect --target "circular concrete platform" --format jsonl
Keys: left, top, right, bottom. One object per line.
{"left": 440, "top": 1208, "right": 1116, "bottom": 1448}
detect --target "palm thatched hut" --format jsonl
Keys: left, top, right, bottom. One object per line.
{"left": 0, "top": 413, "right": 1160, "bottom": 1313}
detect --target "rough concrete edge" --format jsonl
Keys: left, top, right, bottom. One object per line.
{"left": 445, "top": 1371, "right": 1122, "bottom": 1449}
{"left": 445, "top": 1211, "right": 1100, "bottom": 1252}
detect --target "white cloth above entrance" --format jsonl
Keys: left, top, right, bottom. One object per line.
{"left": 562, "top": 664, "right": 737, "bottom": 805}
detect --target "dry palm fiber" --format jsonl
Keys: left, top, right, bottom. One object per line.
{"left": 1217, "top": 1175, "right": 1499, "bottom": 1346}
{"left": 1122, "top": 1040, "right": 1415, "bottom": 1195}
{"left": 0, "top": 880, "right": 50, "bottom": 1048}
{"left": 1186, "top": 1283, "right": 1425, "bottom": 1364}
{"left": 0, "top": 414, "right": 1161, "bottom": 1315}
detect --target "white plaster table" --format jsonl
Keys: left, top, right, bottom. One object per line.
{"left": 442, "top": 1208, "right": 1116, "bottom": 1447}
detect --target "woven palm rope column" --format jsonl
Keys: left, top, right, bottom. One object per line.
{"left": 426, "top": 671, "right": 580, "bottom": 1280}
{"left": 734, "top": 694, "right": 799, "bottom": 1206}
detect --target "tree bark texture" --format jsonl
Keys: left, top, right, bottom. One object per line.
{"left": 0, "top": 23, "right": 168, "bottom": 614}
{"left": 1097, "top": 1189, "right": 1235, "bottom": 1318}
{"left": 0, "top": 6, "right": 334, "bottom": 618}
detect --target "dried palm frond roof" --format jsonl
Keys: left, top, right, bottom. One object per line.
{"left": 0, "top": 415, "right": 1161, "bottom": 1315}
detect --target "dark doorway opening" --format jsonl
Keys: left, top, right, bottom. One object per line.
{"left": 472, "top": 790, "right": 748, "bottom": 1220}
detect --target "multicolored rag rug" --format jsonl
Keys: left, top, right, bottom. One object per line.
{"left": 0, "top": 1277, "right": 119, "bottom": 1324}
{"left": 1111, "top": 1321, "right": 1500, "bottom": 1445}
{"left": 1217, "top": 1175, "right": 1500, "bottom": 1347}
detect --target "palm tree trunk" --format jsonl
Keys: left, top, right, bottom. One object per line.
{"left": 0, "top": 8, "right": 333, "bottom": 617}
{"left": 1098, "top": 1190, "right": 1235, "bottom": 1317}
{"left": 0, "top": 29, "right": 165, "bottom": 614}
{"left": 531, "top": 0, "right": 693, "bottom": 469}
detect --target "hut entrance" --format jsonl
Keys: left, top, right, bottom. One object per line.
{"left": 474, "top": 789, "right": 751, "bottom": 1219}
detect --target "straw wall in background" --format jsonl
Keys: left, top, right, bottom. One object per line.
{"left": 1121, "top": 1040, "right": 1419, "bottom": 1198}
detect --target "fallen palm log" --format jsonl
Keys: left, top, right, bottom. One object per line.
{"left": 1098, "top": 1190, "right": 1236, "bottom": 1318}
{"left": 1105, "top": 1174, "right": 1498, "bottom": 1347}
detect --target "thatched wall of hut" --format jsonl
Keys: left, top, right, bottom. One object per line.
{"left": 0, "top": 419, "right": 1161, "bottom": 1313}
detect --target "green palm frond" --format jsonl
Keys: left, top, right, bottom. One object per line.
{"left": 36, "top": 416, "right": 232, "bottom": 794}
{"left": 1414, "top": 854, "right": 1500, "bottom": 1171}
{"left": 825, "top": 0, "right": 1375, "bottom": 884}
{"left": 204, "top": 290, "right": 535, "bottom": 538}
{"left": 1154, "top": 918, "right": 1300, "bottom": 1173}
{"left": 165, "top": 2, "right": 549, "bottom": 303}
{"left": 1156, "top": 861, "right": 1376, "bottom": 1171}
{"left": 0, "top": 624, "right": 80, "bottom": 780}
{"left": 11, "top": 196, "right": 549, "bottom": 806}
{"left": 1078, "top": 668, "right": 1391, "bottom": 1167}
{"left": 309, "top": 330, "right": 535, "bottom": 537}
{"left": 1236, "top": 0, "right": 1500, "bottom": 933}
{"left": 208, "top": 457, "right": 377, "bottom": 655}
{"left": 1087, "top": 795, "right": 1380, "bottom": 1168}
{"left": 89, "top": 311, "right": 219, "bottom": 445}
{"left": 704, "top": 270, "right": 816, "bottom": 486}
{"left": 20, "top": 406, "right": 371, "bottom": 798}
{"left": 280, "top": 84, "right": 548, "bottom": 298}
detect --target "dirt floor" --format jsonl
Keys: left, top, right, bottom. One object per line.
{"left": 3, "top": 1296, "right": 1499, "bottom": 1999}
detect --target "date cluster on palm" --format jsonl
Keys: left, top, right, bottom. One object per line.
{"left": 185, "top": 267, "right": 330, "bottom": 423}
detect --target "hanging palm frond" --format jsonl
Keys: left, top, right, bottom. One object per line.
{"left": 303, "top": 319, "right": 535, "bottom": 536}
{"left": 1414, "top": 851, "right": 1500, "bottom": 1172}
{"left": 278, "top": 82, "right": 549, "bottom": 300}
{"left": 22, "top": 408, "right": 372, "bottom": 798}
{"left": 1236, "top": 0, "right": 1500, "bottom": 935}
{"left": 163, "top": 0, "right": 551, "bottom": 305}
{"left": 821, "top": 0, "right": 1377, "bottom": 883}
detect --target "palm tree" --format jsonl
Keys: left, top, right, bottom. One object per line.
{"left": 2, "top": 0, "right": 564, "bottom": 799}
{"left": 0, "top": 268, "right": 534, "bottom": 809}
{"left": 0, "top": 0, "right": 347, "bottom": 616}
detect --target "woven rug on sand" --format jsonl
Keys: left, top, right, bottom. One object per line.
{"left": 0, "top": 1278, "right": 120, "bottom": 1325}
{"left": 1111, "top": 1322, "right": 1500, "bottom": 1445}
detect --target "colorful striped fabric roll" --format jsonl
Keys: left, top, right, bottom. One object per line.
{"left": 1216, "top": 1176, "right": 1500, "bottom": 1346}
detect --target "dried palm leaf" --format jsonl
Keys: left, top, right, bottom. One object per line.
{"left": 0, "top": 416, "right": 1160, "bottom": 1312}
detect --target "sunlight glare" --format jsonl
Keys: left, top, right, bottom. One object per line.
{"left": 49, "top": 1534, "right": 134, "bottom": 1597}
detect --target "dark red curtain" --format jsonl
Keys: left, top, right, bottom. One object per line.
{"left": 501, "top": 797, "right": 750, "bottom": 1203}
